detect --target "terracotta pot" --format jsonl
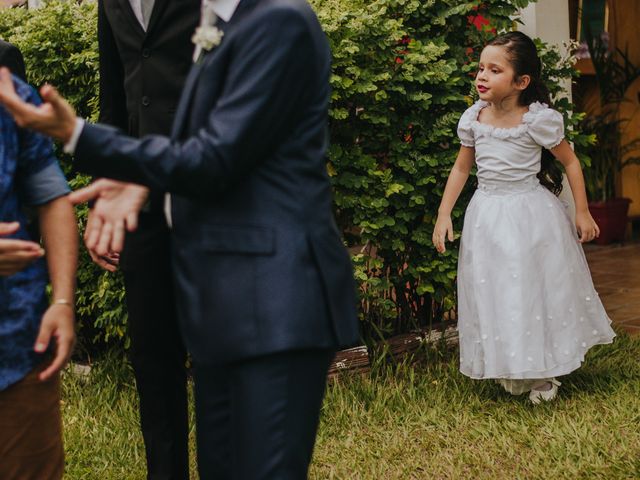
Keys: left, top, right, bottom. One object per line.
{"left": 588, "top": 198, "right": 632, "bottom": 245}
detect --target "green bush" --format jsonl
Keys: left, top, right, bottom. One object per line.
{"left": 1, "top": 0, "right": 593, "bottom": 348}
{"left": 312, "top": 0, "right": 593, "bottom": 341}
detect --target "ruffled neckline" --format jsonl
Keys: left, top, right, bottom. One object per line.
{"left": 467, "top": 100, "right": 548, "bottom": 139}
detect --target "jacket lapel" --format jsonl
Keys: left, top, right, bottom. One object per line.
{"left": 170, "top": 0, "right": 260, "bottom": 140}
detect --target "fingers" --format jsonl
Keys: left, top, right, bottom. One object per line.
{"left": 0, "top": 68, "right": 39, "bottom": 127}
{"left": 432, "top": 230, "right": 447, "bottom": 253}
{"left": 69, "top": 182, "right": 103, "bottom": 205}
{"left": 0, "top": 240, "right": 45, "bottom": 276}
{"left": 40, "top": 84, "right": 77, "bottom": 142}
{"left": 40, "top": 84, "right": 64, "bottom": 109}
{"left": 88, "top": 248, "right": 117, "bottom": 272}
{"left": 34, "top": 316, "right": 54, "bottom": 354}
{"left": 432, "top": 218, "right": 454, "bottom": 254}
{"left": 39, "top": 331, "right": 74, "bottom": 381}
{"left": 41, "top": 84, "right": 72, "bottom": 119}
{"left": 0, "top": 221, "right": 19, "bottom": 236}
{"left": 578, "top": 227, "right": 598, "bottom": 243}
{"left": 125, "top": 210, "right": 139, "bottom": 232}
{"left": 110, "top": 220, "right": 126, "bottom": 253}
{"left": 0, "top": 238, "right": 43, "bottom": 254}
{"left": 36, "top": 307, "right": 75, "bottom": 381}
{"left": 84, "top": 210, "right": 103, "bottom": 251}
{"left": 95, "top": 221, "right": 114, "bottom": 256}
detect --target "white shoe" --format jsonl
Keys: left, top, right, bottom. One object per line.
{"left": 529, "top": 379, "right": 561, "bottom": 405}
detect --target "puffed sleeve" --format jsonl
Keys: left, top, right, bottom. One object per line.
{"left": 457, "top": 104, "right": 478, "bottom": 147}
{"left": 527, "top": 105, "right": 565, "bottom": 149}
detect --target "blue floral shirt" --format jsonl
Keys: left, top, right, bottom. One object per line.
{"left": 0, "top": 76, "right": 70, "bottom": 391}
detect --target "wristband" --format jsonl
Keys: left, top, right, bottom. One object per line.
{"left": 52, "top": 299, "right": 74, "bottom": 308}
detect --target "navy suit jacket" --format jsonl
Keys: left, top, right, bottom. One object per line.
{"left": 75, "top": 0, "right": 360, "bottom": 364}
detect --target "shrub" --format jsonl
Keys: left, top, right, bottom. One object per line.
{"left": 312, "top": 0, "right": 593, "bottom": 341}
{"left": 1, "top": 0, "right": 593, "bottom": 348}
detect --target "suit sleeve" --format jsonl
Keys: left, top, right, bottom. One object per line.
{"left": 75, "top": 7, "right": 317, "bottom": 199}
{"left": 0, "top": 43, "right": 26, "bottom": 82}
{"left": 97, "top": 0, "right": 128, "bottom": 130}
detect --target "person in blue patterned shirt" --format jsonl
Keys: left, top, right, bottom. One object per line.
{"left": 0, "top": 74, "right": 78, "bottom": 480}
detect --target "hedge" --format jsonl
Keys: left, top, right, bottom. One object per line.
{"left": 0, "top": 0, "right": 593, "bottom": 348}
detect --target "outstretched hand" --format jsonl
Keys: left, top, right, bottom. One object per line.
{"left": 0, "top": 222, "right": 44, "bottom": 276}
{"left": 0, "top": 67, "right": 76, "bottom": 143}
{"left": 70, "top": 179, "right": 149, "bottom": 256}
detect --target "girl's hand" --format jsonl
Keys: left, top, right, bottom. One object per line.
{"left": 575, "top": 210, "right": 600, "bottom": 243}
{"left": 433, "top": 214, "right": 454, "bottom": 253}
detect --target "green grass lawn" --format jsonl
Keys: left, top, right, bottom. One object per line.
{"left": 62, "top": 331, "right": 640, "bottom": 479}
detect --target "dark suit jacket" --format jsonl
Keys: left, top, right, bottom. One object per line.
{"left": 76, "top": 0, "right": 360, "bottom": 364}
{"left": 98, "top": 0, "right": 200, "bottom": 268}
{"left": 0, "top": 40, "right": 26, "bottom": 82}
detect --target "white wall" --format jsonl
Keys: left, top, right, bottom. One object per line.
{"left": 519, "top": 0, "right": 577, "bottom": 220}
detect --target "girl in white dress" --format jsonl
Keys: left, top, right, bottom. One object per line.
{"left": 433, "top": 32, "right": 615, "bottom": 404}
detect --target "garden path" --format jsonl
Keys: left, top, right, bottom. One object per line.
{"left": 585, "top": 241, "right": 640, "bottom": 335}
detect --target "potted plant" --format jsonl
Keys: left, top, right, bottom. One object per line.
{"left": 580, "top": 33, "right": 640, "bottom": 245}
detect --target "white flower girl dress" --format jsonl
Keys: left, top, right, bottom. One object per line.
{"left": 456, "top": 100, "right": 615, "bottom": 381}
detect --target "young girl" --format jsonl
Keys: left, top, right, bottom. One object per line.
{"left": 433, "top": 31, "right": 615, "bottom": 404}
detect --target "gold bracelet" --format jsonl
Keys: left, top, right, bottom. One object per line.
{"left": 52, "top": 299, "right": 74, "bottom": 308}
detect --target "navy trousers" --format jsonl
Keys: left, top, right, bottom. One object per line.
{"left": 194, "top": 349, "right": 335, "bottom": 479}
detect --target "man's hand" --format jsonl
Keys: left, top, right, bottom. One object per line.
{"left": 34, "top": 304, "right": 75, "bottom": 381}
{"left": 0, "top": 67, "right": 77, "bottom": 143}
{"left": 0, "top": 222, "right": 44, "bottom": 276}
{"left": 70, "top": 179, "right": 149, "bottom": 256}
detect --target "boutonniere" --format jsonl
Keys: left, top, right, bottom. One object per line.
{"left": 192, "top": 0, "right": 224, "bottom": 63}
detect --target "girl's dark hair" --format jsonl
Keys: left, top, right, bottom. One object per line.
{"left": 486, "top": 31, "right": 563, "bottom": 195}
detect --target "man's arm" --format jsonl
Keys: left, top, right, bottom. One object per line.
{"left": 74, "top": 10, "right": 318, "bottom": 199}
{"left": 34, "top": 196, "right": 78, "bottom": 380}
{"left": 0, "top": 9, "right": 319, "bottom": 198}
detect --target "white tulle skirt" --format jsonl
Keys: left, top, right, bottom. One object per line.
{"left": 458, "top": 178, "right": 615, "bottom": 380}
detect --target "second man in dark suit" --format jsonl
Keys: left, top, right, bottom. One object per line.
{"left": 94, "top": 1, "right": 200, "bottom": 479}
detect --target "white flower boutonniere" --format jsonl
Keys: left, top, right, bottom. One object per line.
{"left": 192, "top": 0, "right": 224, "bottom": 63}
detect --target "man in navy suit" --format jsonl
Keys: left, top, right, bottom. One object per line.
{"left": 0, "top": 0, "right": 360, "bottom": 477}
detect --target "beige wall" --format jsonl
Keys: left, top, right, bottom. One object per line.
{"left": 610, "top": 1, "right": 640, "bottom": 215}
{"left": 571, "top": 0, "right": 640, "bottom": 215}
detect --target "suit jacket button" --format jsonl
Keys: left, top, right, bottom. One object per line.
{"left": 142, "top": 96, "right": 150, "bottom": 107}
{"left": 142, "top": 48, "right": 150, "bottom": 58}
